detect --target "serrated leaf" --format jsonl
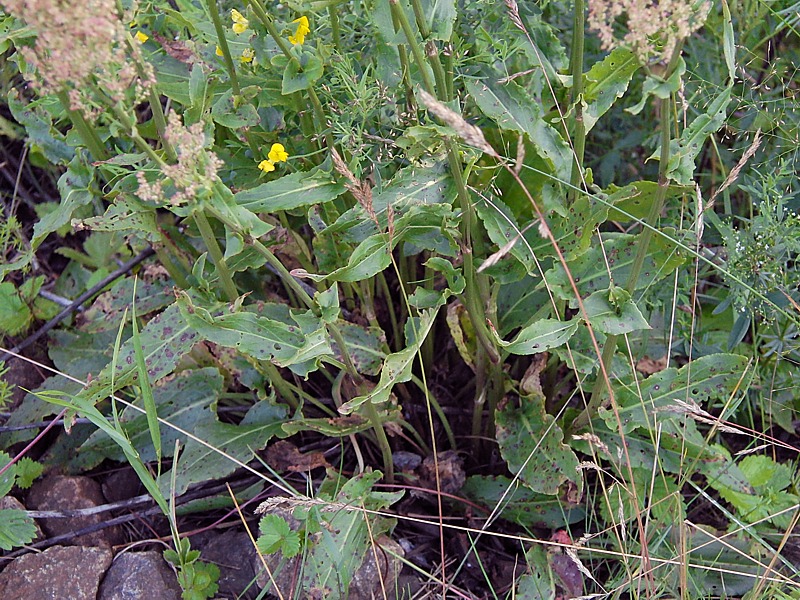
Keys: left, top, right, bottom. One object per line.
{"left": 0, "top": 509, "right": 38, "bottom": 551}
{"left": 601, "top": 353, "right": 750, "bottom": 433}
{"left": 495, "top": 396, "right": 582, "bottom": 496}
{"left": 583, "top": 288, "right": 650, "bottom": 335}
{"left": 583, "top": 48, "right": 639, "bottom": 132}
{"left": 494, "top": 318, "right": 579, "bottom": 355}
{"left": 14, "top": 458, "right": 43, "bottom": 489}
{"left": 257, "top": 514, "right": 301, "bottom": 557}
{"left": 235, "top": 169, "right": 346, "bottom": 212}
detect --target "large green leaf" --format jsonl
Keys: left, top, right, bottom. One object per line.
{"left": 235, "top": 169, "right": 346, "bottom": 212}
{"left": 79, "top": 303, "right": 200, "bottom": 402}
{"left": 419, "top": 0, "right": 456, "bottom": 40}
{"left": 544, "top": 231, "right": 686, "bottom": 305}
{"left": 466, "top": 77, "right": 572, "bottom": 182}
{"left": 176, "top": 293, "right": 332, "bottom": 377}
{"left": 601, "top": 353, "right": 750, "bottom": 434}
{"left": 475, "top": 192, "right": 536, "bottom": 271}
{"left": 80, "top": 368, "right": 223, "bottom": 463}
{"left": 495, "top": 395, "right": 582, "bottom": 496}
{"left": 462, "top": 476, "right": 585, "bottom": 528}
{"left": 605, "top": 180, "right": 694, "bottom": 221}
{"left": 495, "top": 318, "right": 579, "bottom": 355}
{"left": 661, "top": 86, "right": 733, "bottom": 184}
{"left": 160, "top": 399, "right": 289, "bottom": 496}
{"left": 583, "top": 48, "right": 639, "bottom": 133}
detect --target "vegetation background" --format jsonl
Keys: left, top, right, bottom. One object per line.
{"left": 0, "top": 0, "right": 799, "bottom": 597}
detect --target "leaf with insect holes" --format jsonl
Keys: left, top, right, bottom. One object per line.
{"left": 466, "top": 76, "right": 572, "bottom": 182}
{"left": 583, "top": 47, "right": 640, "bottom": 133}
{"left": 600, "top": 353, "right": 751, "bottom": 434}
{"left": 544, "top": 230, "right": 686, "bottom": 306}
{"left": 496, "top": 396, "right": 582, "bottom": 496}
{"left": 493, "top": 318, "right": 579, "bottom": 355}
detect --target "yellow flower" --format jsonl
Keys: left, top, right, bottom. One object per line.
{"left": 288, "top": 16, "right": 310, "bottom": 45}
{"left": 240, "top": 48, "right": 255, "bottom": 63}
{"left": 258, "top": 159, "right": 276, "bottom": 173}
{"left": 134, "top": 31, "right": 149, "bottom": 44}
{"left": 231, "top": 9, "right": 249, "bottom": 34}
{"left": 215, "top": 45, "right": 224, "bottom": 56}
{"left": 268, "top": 143, "right": 289, "bottom": 163}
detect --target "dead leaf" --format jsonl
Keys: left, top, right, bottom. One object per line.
{"left": 636, "top": 355, "right": 668, "bottom": 375}
{"left": 265, "top": 440, "right": 330, "bottom": 473}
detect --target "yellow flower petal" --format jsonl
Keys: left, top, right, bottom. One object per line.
{"left": 215, "top": 45, "right": 224, "bottom": 56}
{"left": 134, "top": 31, "right": 149, "bottom": 43}
{"left": 289, "top": 16, "right": 310, "bottom": 45}
{"left": 258, "top": 160, "right": 276, "bottom": 173}
{"left": 241, "top": 48, "right": 255, "bottom": 63}
{"left": 268, "top": 143, "right": 289, "bottom": 163}
{"left": 231, "top": 9, "right": 249, "bottom": 34}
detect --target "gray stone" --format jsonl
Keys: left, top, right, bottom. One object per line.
{"left": 98, "top": 550, "right": 182, "bottom": 600}
{"left": 0, "top": 545, "right": 112, "bottom": 600}
{"left": 194, "top": 529, "right": 261, "bottom": 599}
{"left": 27, "top": 474, "right": 124, "bottom": 547}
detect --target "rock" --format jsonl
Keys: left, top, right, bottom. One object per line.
{"left": 27, "top": 474, "right": 123, "bottom": 547}
{"left": 98, "top": 550, "right": 182, "bottom": 600}
{"left": 0, "top": 545, "right": 112, "bottom": 600}
{"left": 193, "top": 529, "right": 261, "bottom": 599}
{"left": 102, "top": 467, "right": 144, "bottom": 504}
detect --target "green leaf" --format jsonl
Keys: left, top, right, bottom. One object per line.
{"left": 31, "top": 154, "right": 95, "bottom": 252}
{"left": 340, "top": 307, "right": 440, "bottom": 413}
{"left": 494, "top": 318, "right": 579, "bottom": 355}
{"left": 210, "top": 88, "right": 260, "bottom": 129}
{"left": 419, "top": 0, "right": 456, "bottom": 40}
{"left": 235, "top": 169, "right": 346, "bottom": 212}
{"left": 515, "top": 545, "right": 556, "bottom": 600}
{"left": 257, "top": 514, "right": 301, "bottom": 557}
{"left": 605, "top": 180, "right": 694, "bottom": 221}
{"left": 662, "top": 86, "right": 733, "bottom": 184}
{"left": 81, "top": 368, "right": 222, "bottom": 463}
{"left": 544, "top": 231, "right": 686, "bottom": 305}
{"left": 160, "top": 399, "right": 288, "bottom": 496}
{"left": 474, "top": 192, "right": 536, "bottom": 270}
{"left": 0, "top": 282, "right": 32, "bottom": 335}
{"left": 77, "top": 196, "right": 161, "bottom": 243}
{"left": 583, "top": 48, "right": 639, "bottom": 133}
{"left": 14, "top": 458, "right": 43, "bottom": 489}
{"left": 495, "top": 396, "right": 582, "bottom": 496}
{"left": 627, "top": 58, "right": 685, "bottom": 115}
{"left": 462, "top": 476, "right": 585, "bottom": 529}
{"left": 80, "top": 303, "right": 200, "bottom": 402}
{"left": 601, "top": 353, "right": 750, "bottom": 434}
{"left": 281, "top": 50, "right": 324, "bottom": 94}
{"left": 583, "top": 288, "right": 651, "bottom": 335}
{"left": 0, "top": 509, "right": 38, "bottom": 551}
{"left": 467, "top": 77, "right": 571, "bottom": 182}
{"left": 0, "top": 452, "right": 16, "bottom": 497}
{"left": 7, "top": 90, "right": 73, "bottom": 164}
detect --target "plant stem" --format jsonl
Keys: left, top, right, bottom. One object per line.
{"left": 56, "top": 92, "right": 108, "bottom": 161}
{"left": 206, "top": 0, "right": 241, "bottom": 97}
{"left": 388, "top": 0, "right": 436, "bottom": 95}
{"left": 568, "top": 0, "right": 586, "bottom": 202}
{"left": 193, "top": 210, "right": 240, "bottom": 301}
{"left": 363, "top": 400, "right": 394, "bottom": 482}
{"left": 570, "top": 94, "right": 674, "bottom": 433}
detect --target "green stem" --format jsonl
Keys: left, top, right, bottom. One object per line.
{"left": 246, "top": 0, "right": 334, "bottom": 148}
{"left": 206, "top": 0, "right": 241, "bottom": 97}
{"left": 568, "top": 0, "right": 586, "bottom": 202}
{"left": 363, "top": 400, "right": 394, "bottom": 483}
{"left": 56, "top": 92, "right": 108, "bottom": 161}
{"left": 193, "top": 210, "right": 239, "bottom": 301}
{"left": 571, "top": 95, "right": 674, "bottom": 433}
{"left": 328, "top": 5, "right": 342, "bottom": 52}
{"left": 388, "top": 0, "right": 436, "bottom": 95}
{"left": 411, "top": 374, "right": 456, "bottom": 450}
{"left": 377, "top": 272, "right": 402, "bottom": 352}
